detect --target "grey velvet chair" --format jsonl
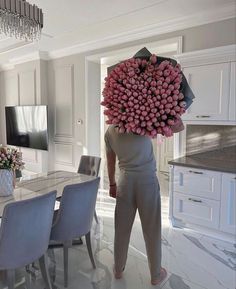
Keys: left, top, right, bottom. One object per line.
{"left": 50, "top": 178, "right": 100, "bottom": 288}
{"left": 77, "top": 155, "right": 101, "bottom": 223}
{"left": 0, "top": 191, "right": 57, "bottom": 289}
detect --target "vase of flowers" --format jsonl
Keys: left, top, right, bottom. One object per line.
{"left": 0, "top": 146, "right": 24, "bottom": 196}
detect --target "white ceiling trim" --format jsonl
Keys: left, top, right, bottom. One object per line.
{"left": 0, "top": 41, "right": 32, "bottom": 54}
{"left": 87, "top": 37, "right": 182, "bottom": 64}
{"left": 0, "top": 1, "right": 234, "bottom": 70}
{"left": 175, "top": 44, "right": 236, "bottom": 67}
{"left": 48, "top": 2, "right": 235, "bottom": 59}
{"left": 0, "top": 51, "right": 50, "bottom": 71}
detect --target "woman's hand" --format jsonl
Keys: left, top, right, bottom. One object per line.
{"left": 109, "top": 184, "right": 117, "bottom": 198}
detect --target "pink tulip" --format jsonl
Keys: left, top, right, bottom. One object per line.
{"left": 167, "top": 119, "right": 175, "bottom": 125}
{"left": 163, "top": 126, "right": 173, "bottom": 137}
{"left": 161, "top": 115, "right": 167, "bottom": 120}
{"left": 173, "top": 94, "right": 179, "bottom": 101}
{"left": 179, "top": 101, "right": 186, "bottom": 108}
{"left": 163, "top": 82, "right": 168, "bottom": 89}
{"left": 142, "top": 111, "right": 148, "bottom": 116}
{"left": 150, "top": 54, "right": 157, "bottom": 64}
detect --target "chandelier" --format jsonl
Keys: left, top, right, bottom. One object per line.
{"left": 0, "top": 0, "right": 43, "bottom": 41}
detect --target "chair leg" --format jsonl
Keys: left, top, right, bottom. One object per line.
{"left": 94, "top": 210, "right": 99, "bottom": 224}
{"left": 39, "top": 254, "right": 53, "bottom": 289}
{"left": 63, "top": 241, "right": 70, "bottom": 288}
{"left": 6, "top": 269, "right": 15, "bottom": 289}
{"left": 85, "top": 231, "right": 96, "bottom": 269}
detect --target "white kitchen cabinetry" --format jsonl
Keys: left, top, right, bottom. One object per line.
{"left": 173, "top": 166, "right": 221, "bottom": 200}
{"left": 220, "top": 173, "right": 236, "bottom": 235}
{"left": 175, "top": 45, "right": 236, "bottom": 123}
{"left": 182, "top": 63, "right": 230, "bottom": 121}
{"left": 173, "top": 192, "right": 220, "bottom": 229}
{"left": 170, "top": 165, "right": 236, "bottom": 240}
{"left": 229, "top": 62, "right": 236, "bottom": 122}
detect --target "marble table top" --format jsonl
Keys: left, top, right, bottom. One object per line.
{"left": 0, "top": 170, "right": 96, "bottom": 217}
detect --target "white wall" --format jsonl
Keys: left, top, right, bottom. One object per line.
{"left": 0, "top": 60, "right": 49, "bottom": 173}
{"left": 86, "top": 60, "right": 101, "bottom": 157}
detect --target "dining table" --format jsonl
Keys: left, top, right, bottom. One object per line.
{"left": 0, "top": 170, "right": 96, "bottom": 217}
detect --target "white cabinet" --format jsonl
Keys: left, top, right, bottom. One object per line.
{"left": 229, "top": 62, "right": 236, "bottom": 122}
{"left": 175, "top": 45, "right": 236, "bottom": 123}
{"left": 220, "top": 173, "right": 236, "bottom": 235}
{"left": 174, "top": 166, "right": 221, "bottom": 200}
{"left": 173, "top": 192, "right": 220, "bottom": 229}
{"left": 158, "top": 137, "right": 174, "bottom": 173}
{"left": 182, "top": 63, "right": 230, "bottom": 121}
{"left": 170, "top": 165, "right": 236, "bottom": 238}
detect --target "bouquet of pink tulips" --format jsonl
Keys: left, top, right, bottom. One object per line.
{"left": 101, "top": 47, "right": 194, "bottom": 138}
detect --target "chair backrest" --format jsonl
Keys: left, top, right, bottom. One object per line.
{"left": 77, "top": 155, "right": 101, "bottom": 177}
{"left": 50, "top": 178, "right": 100, "bottom": 242}
{"left": 0, "top": 191, "right": 56, "bottom": 270}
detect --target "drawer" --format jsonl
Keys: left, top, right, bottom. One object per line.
{"left": 173, "top": 192, "right": 220, "bottom": 229}
{"left": 173, "top": 166, "right": 221, "bottom": 200}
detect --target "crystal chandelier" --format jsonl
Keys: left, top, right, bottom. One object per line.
{"left": 0, "top": 0, "right": 43, "bottom": 41}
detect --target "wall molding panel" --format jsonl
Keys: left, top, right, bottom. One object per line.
{"left": 54, "top": 142, "right": 74, "bottom": 167}
{"left": 18, "top": 68, "right": 37, "bottom": 105}
{"left": 54, "top": 64, "right": 75, "bottom": 140}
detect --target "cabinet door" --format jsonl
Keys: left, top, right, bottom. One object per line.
{"left": 173, "top": 192, "right": 220, "bottom": 229}
{"left": 182, "top": 63, "right": 230, "bottom": 121}
{"left": 220, "top": 173, "right": 236, "bottom": 235}
{"left": 174, "top": 166, "right": 221, "bottom": 200}
{"left": 229, "top": 62, "right": 236, "bottom": 122}
{"left": 158, "top": 137, "right": 174, "bottom": 173}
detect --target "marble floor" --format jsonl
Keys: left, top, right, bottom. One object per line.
{"left": 0, "top": 174, "right": 235, "bottom": 289}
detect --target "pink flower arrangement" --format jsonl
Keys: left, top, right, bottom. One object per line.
{"left": 101, "top": 53, "right": 187, "bottom": 138}
{"left": 0, "top": 146, "right": 24, "bottom": 171}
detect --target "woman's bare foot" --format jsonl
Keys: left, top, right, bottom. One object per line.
{"left": 113, "top": 266, "right": 124, "bottom": 279}
{"left": 151, "top": 267, "right": 167, "bottom": 286}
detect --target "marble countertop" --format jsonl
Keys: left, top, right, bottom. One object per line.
{"left": 168, "top": 148, "right": 236, "bottom": 174}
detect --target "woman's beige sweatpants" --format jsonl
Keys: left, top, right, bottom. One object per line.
{"left": 114, "top": 171, "right": 162, "bottom": 280}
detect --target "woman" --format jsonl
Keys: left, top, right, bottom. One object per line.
{"left": 105, "top": 118, "right": 184, "bottom": 286}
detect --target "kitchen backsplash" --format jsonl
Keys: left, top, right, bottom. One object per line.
{"left": 186, "top": 125, "right": 236, "bottom": 156}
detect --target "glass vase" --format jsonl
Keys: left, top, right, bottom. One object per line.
{"left": 0, "top": 169, "right": 14, "bottom": 197}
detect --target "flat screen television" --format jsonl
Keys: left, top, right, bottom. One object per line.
{"left": 5, "top": 105, "right": 48, "bottom": 151}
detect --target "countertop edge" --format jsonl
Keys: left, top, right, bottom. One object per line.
{"left": 168, "top": 159, "right": 236, "bottom": 174}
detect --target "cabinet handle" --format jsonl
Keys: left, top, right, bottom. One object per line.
{"left": 189, "top": 170, "right": 203, "bottom": 174}
{"left": 196, "top": 115, "right": 210, "bottom": 118}
{"left": 188, "top": 198, "right": 202, "bottom": 203}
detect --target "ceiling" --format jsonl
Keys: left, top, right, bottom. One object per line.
{"left": 0, "top": 0, "right": 235, "bottom": 66}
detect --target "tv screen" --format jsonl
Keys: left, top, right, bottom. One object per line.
{"left": 5, "top": 105, "right": 48, "bottom": 151}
